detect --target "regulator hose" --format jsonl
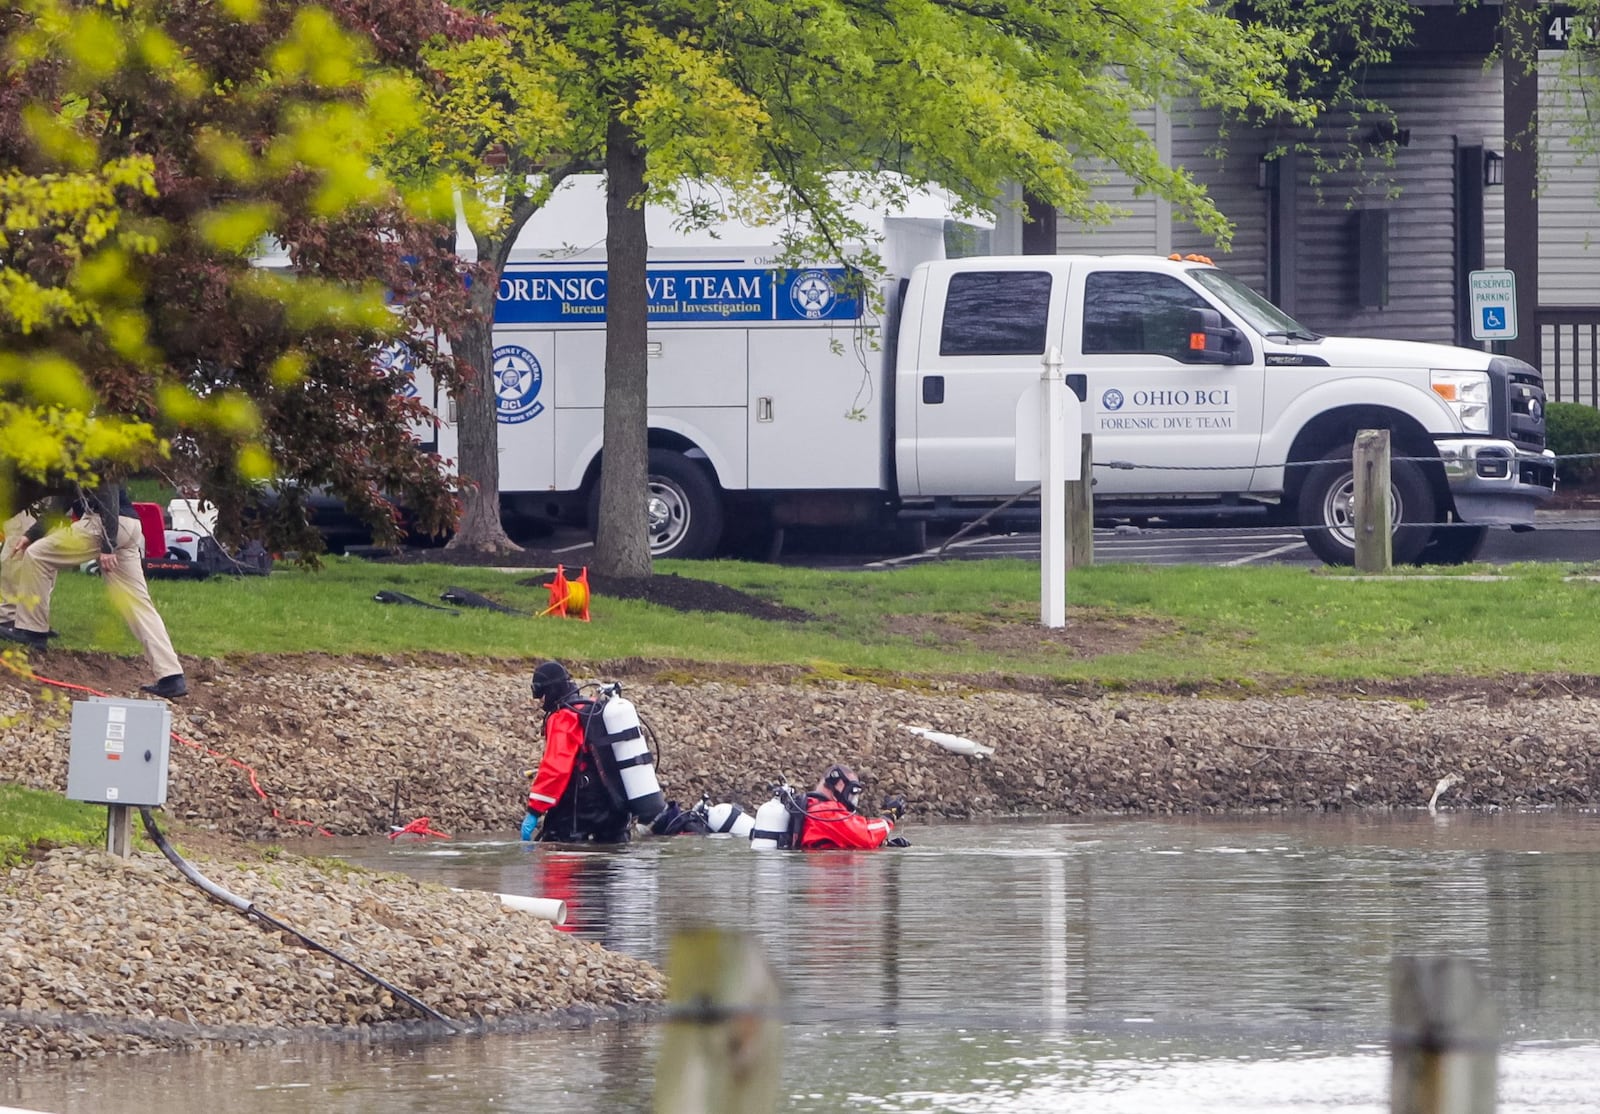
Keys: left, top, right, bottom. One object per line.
{"left": 138, "top": 808, "right": 454, "bottom": 1028}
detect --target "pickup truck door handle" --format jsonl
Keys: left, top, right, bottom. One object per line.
{"left": 922, "top": 375, "right": 945, "bottom": 404}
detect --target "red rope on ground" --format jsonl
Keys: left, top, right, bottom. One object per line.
{"left": 1, "top": 658, "right": 334, "bottom": 837}
{"left": 387, "top": 816, "right": 450, "bottom": 840}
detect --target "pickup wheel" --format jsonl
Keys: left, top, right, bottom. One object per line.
{"left": 589, "top": 449, "right": 724, "bottom": 560}
{"left": 1419, "top": 524, "right": 1489, "bottom": 566}
{"left": 1297, "top": 445, "right": 1437, "bottom": 566}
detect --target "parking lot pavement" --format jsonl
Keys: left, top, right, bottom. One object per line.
{"left": 383, "top": 509, "right": 1597, "bottom": 570}
{"left": 865, "top": 525, "right": 1317, "bottom": 568}
{"left": 862, "top": 516, "right": 1600, "bottom": 570}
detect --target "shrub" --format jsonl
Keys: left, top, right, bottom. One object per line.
{"left": 1545, "top": 401, "right": 1600, "bottom": 487}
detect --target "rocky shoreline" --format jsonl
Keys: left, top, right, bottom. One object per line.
{"left": 0, "top": 841, "right": 664, "bottom": 1062}
{"left": 5, "top": 652, "right": 1600, "bottom": 1060}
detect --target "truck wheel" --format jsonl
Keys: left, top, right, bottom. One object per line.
{"left": 589, "top": 450, "right": 724, "bottom": 560}
{"left": 1419, "top": 524, "right": 1489, "bottom": 566}
{"left": 1297, "top": 445, "right": 1436, "bottom": 566}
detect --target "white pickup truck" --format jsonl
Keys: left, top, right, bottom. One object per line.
{"left": 437, "top": 183, "right": 1554, "bottom": 566}
{"left": 894, "top": 253, "right": 1553, "bottom": 565}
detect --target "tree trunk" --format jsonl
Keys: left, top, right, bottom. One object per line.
{"left": 446, "top": 230, "right": 521, "bottom": 555}
{"left": 593, "top": 115, "right": 653, "bottom": 578}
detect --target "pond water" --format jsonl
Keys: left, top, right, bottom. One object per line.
{"left": 8, "top": 812, "right": 1600, "bottom": 1112}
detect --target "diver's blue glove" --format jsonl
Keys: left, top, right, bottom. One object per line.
{"left": 520, "top": 810, "right": 540, "bottom": 841}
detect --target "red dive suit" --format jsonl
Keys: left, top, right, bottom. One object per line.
{"left": 797, "top": 793, "right": 894, "bottom": 850}
{"left": 526, "top": 705, "right": 584, "bottom": 815}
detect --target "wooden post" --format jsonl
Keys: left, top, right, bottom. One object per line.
{"left": 1066, "top": 434, "right": 1093, "bottom": 568}
{"left": 106, "top": 804, "right": 133, "bottom": 858}
{"left": 1390, "top": 956, "right": 1498, "bottom": 1114}
{"left": 1353, "top": 429, "right": 1393, "bottom": 572}
{"left": 654, "top": 928, "right": 781, "bottom": 1114}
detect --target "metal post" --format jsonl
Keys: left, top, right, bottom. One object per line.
{"left": 1040, "top": 346, "right": 1067, "bottom": 627}
{"left": 1353, "top": 429, "right": 1393, "bottom": 572}
{"left": 1390, "top": 956, "right": 1497, "bottom": 1114}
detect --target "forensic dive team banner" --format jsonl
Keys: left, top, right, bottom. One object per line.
{"left": 493, "top": 266, "right": 862, "bottom": 324}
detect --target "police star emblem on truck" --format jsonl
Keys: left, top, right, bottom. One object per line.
{"left": 493, "top": 344, "right": 546, "bottom": 425}
{"left": 789, "top": 270, "right": 836, "bottom": 319}
{"left": 1101, "top": 388, "right": 1124, "bottom": 411}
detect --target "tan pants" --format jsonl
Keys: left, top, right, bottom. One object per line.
{"left": 13, "top": 515, "right": 182, "bottom": 681}
{"left": 0, "top": 510, "right": 36, "bottom": 624}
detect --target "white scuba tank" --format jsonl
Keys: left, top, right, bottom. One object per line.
{"left": 597, "top": 690, "right": 667, "bottom": 824}
{"left": 705, "top": 802, "right": 755, "bottom": 838}
{"left": 749, "top": 787, "right": 797, "bottom": 850}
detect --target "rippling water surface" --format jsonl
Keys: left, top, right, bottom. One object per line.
{"left": 9, "top": 811, "right": 1600, "bottom": 1112}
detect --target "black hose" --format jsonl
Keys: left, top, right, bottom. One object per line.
{"left": 138, "top": 808, "right": 454, "bottom": 1028}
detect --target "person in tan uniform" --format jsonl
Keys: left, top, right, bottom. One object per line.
{"left": 0, "top": 478, "right": 186, "bottom": 698}
{"left": 1, "top": 472, "right": 52, "bottom": 630}
{"left": 0, "top": 509, "right": 35, "bottom": 629}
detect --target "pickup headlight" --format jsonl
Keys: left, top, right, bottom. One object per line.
{"left": 1431, "top": 370, "right": 1491, "bottom": 433}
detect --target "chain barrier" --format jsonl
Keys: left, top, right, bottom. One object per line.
{"left": 982, "top": 446, "right": 1592, "bottom": 536}
{"left": 1092, "top": 450, "right": 1598, "bottom": 473}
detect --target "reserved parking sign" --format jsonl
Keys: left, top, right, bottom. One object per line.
{"left": 1469, "top": 269, "right": 1518, "bottom": 341}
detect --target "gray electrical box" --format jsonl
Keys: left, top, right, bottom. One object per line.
{"left": 66, "top": 697, "right": 172, "bottom": 807}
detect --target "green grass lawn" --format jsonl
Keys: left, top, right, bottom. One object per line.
{"left": 18, "top": 553, "right": 1600, "bottom": 685}
{"left": 0, "top": 784, "right": 105, "bottom": 868}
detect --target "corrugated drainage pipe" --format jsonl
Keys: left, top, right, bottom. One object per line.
{"left": 138, "top": 808, "right": 454, "bottom": 1028}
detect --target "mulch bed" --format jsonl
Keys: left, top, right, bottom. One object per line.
{"left": 362, "top": 544, "right": 813, "bottom": 622}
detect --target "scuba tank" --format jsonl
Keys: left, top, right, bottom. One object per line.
{"left": 595, "top": 683, "right": 667, "bottom": 824}
{"left": 749, "top": 784, "right": 800, "bottom": 850}
{"left": 705, "top": 801, "right": 755, "bottom": 838}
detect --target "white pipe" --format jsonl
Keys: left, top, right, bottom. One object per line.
{"left": 453, "top": 888, "right": 568, "bottom": 925}
{"left": 496, "top": 892, "right": 569, "bottom": 924}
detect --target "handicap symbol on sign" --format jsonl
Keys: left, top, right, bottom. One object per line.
{"left": 1482, "top": 307, "right": 1505, "bottom": 331}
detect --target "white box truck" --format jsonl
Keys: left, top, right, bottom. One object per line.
{"left": 425, "top": 178, "right": 1554, "bottom": 566}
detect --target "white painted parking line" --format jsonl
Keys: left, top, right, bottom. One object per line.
{"left": 1223, "top": 541, "right": 1309, "bottom": 566}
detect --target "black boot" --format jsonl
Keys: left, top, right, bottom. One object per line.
{"left": 0, "top": 625, "right": 48, "bottom": 650}
{"left": 139, "top": 673, "right": 188, "bottom": 699}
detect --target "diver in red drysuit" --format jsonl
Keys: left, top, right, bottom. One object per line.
{"left": 522, "top": 661, "right": 631, "bottom": 844}
{"left": 797, "top": 763, "right": 908, "bottom": 850}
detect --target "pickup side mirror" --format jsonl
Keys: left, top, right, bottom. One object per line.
{"left": 1184, "top": 307, "right": 1250, "bottom": 365}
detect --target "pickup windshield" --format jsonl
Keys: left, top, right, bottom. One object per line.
{"left": 1190, "top": 268, "right": 1321, "bottom": 342}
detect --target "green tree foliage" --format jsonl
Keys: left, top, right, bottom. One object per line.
{"left": 418, "top": 0, "right": 1314, "bottom": 573}
{"left": 1, "top": 0, "right": 478, "bottom": 554}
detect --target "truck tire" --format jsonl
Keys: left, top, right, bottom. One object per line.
{"left": 1419, "top": 524, "right": 1489, "bottom": 566}
{"left": 589, "top": 450, "right": 724, "bottom": 560}
{"left": 1297, "top": 444, "right": 1437, "bottom": 566}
